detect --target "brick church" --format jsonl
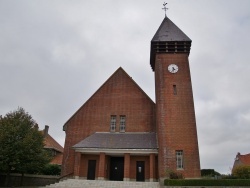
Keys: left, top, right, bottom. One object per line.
{"left": 61, "top": 15, "right": 201, "bottom": 183}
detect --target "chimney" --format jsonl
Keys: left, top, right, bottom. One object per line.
{"left": 44, "top": 125, "right": 49, "bottom": 137}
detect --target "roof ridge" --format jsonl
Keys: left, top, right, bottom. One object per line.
{"left": 63, "top": 67, "right": 155, "bottom": 130}
{"left": 44, "top": 133, "right": 64, "bottom": 152}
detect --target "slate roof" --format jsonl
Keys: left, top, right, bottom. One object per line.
{"left": 150, "top": 17, "right": 192, "bottom": 71}
{"left": 151, "top": 16, "right": 191, "bottom": 42}
{"left": 73, "top": 132, "right": 158, "bottom": 149}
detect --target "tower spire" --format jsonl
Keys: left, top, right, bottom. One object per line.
{"left": 150, "top": 16, "right": 192, "bottom": 71}
{"left": 162, "top": 2, "right": 168, "bottom": 17}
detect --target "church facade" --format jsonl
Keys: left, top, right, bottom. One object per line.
{"left": 61, "top": 16, "right": 201, "bottom": 182}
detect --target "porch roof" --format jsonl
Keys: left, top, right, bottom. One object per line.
{"left": 73, "top": 132, "right": 158, "bottom": 150}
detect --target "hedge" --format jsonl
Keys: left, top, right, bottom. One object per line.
{"left": 164, "top": 179, "right": 250, "bottom": 186}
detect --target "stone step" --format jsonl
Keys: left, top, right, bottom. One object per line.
{"left": 45, "top": 179, "right": 160, "bottom": 188}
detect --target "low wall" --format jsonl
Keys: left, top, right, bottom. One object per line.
{"left": 0, "top": 173, "right": 59, "bottom": 187}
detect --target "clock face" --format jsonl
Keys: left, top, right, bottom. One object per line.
{"left": 168, "top": 64, "right": 178, "bottom": 73}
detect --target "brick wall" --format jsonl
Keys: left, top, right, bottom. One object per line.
{"left": 79, "top": 154, "right": 99, "bottom": 178}
{"left": 155, "top": 54, "right": 200, "bottom": 179}
{"left": 130, "top": 156, "right": 150, "bottom": 180}
{"left": 61, "top": 68, "right": 156, "bottom": 176}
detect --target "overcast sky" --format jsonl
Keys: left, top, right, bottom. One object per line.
{"left": 1, "top": 0, "right": 250, "bottom": 175}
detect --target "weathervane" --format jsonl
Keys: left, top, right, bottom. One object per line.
{"left": 162, "top": 2, "right": 168, "bottom": 17}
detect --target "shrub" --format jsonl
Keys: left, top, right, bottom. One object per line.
{"left": 166, "top": 169, "right": 184, "bottom": 179}
{"left": 232, "top": 166, "right": 250, "bottom": 179}
{"left": 41, "top": 164, "right": 61, "bottom": 176}
{"left": 201, "top": 169, "right": 221, "bottom": 177}
{"left": 221, "top": 174, "right": 237, "bottom": 179}
{"left": 169, "top": 171, "right": 184, "bottom": 179}
{"left": 164, "top": 179, "right": 250, "bottom": 186}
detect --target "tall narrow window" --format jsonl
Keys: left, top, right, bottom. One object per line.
{"left": 120, "top": 116, "right": 126, "bottom": 132}
{"left": 110, "top": 115, "right": 116, "bottom": 132}
{"left": 176, "top": 150, "right": 184, "bottom": 169}
{"left": 173, "top": 85, "right": 177, "bottom": 95}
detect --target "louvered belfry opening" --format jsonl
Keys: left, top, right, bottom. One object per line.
{"left": 150, "top": 16, "right": 192, "bottom": 71}
{"left": 152, "top": 41, "right": 191, "bottom": 54}
{"left": 150, "top": 41, "right": 191, "bottom": 70}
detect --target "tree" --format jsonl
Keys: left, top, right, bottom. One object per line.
{"left": 201, "top": 169, "right": 221, "bottom": 178}
{"left": 232, "top": 165, "right": 250, "bottom": 179}
{"left": 0, "top": 107, "right": 51, "bottom": 186}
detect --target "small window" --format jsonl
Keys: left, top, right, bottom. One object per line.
{"left": 176, "top": 150, "right": 184, "bottom": 169}
{"left": 173, "top": 85, "right": 177, "bottom": 95}
{"left": 119, "top": 116, "right": 126, "bottom": 132}
{"left": 110, "top": 115, "right": 116, "bottom": 132}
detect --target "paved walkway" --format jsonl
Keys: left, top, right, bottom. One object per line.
{"left": 44, "top": 179, "right": 160, "bottom": 188}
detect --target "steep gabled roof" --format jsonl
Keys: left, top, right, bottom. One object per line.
{"left": 63, "top": 67, "right": 155, "bottom": 130}
{"left": 43, "top": 130, "right": 64, "bottom": 153}
{"left": 232, "top": 152, "right": 250, "bottom": 172}
{"left": 151, "top": 16, "right": 191, "bottom": 42}
{"left": 237, "top": 153, "right": 250, "bottom": 165}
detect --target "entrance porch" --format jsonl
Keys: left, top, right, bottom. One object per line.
{"left": 72, "top": 132, "right": 158, "bottom": 181}
{"left": 73, "top": 152, "right": 158, "bottom": 182}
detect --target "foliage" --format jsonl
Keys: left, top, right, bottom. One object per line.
{"left": 221, "top": 174, "right": 238, "bottom": 179}
{"left": 201, "top": 169, "right": 221, "bottom": 177}
{"left": 166, "top": 169, "right": 184, "bottom": 179}
{"left": 232, "top": 165, "right": 250, "bottom": 179}
{"left": 41, "top": 164, "right": 61, "bottom": 176}
{"left": 0, "top": 107, "right": 51, "bottom": 185}
{"left": 164, "top": 179, "right": 250, "bottom": 186}
{"left": 169, "top": 171, "right": 184, "bottom": 179}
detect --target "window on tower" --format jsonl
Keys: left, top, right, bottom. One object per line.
{"left": 176, "top": 150, "right": 184, "bottom": 169}
{"left": 173, "top": 85, "right": 177, "bottom": 95}
{"left": 110, "top": 115, "right": 116, "bottom": 132}
{"left": 119, "top": 116, "right": 126, "bottom": 132}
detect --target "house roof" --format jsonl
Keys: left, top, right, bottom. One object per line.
{"left": 151, "top": 16, "right": 191, "bottom": 42}
{"left": 237, "top": 153, "right": 250, "bottom": 165}
{"left": 43, "top": 131, "right": 64, "bottom": 153}
{"left": 73, "top": 132, "right": 158, "bottom": 149}
{"left": 50, "top": 153, "right": 63, "bottom": 165}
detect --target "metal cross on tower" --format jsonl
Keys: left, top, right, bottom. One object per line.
{"left": 162, "top": 2, "right": 168, "bottom": 17}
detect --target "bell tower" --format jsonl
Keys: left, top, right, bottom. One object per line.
{"left": 151, "top": 16, "right": 201, "bottom": 181}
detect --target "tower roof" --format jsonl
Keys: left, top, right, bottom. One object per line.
{"left": 152, "top": 16, "right": 191, "bottom": 42}
{"left": 150, "top": 17, "right": 192, "bottom": 71}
